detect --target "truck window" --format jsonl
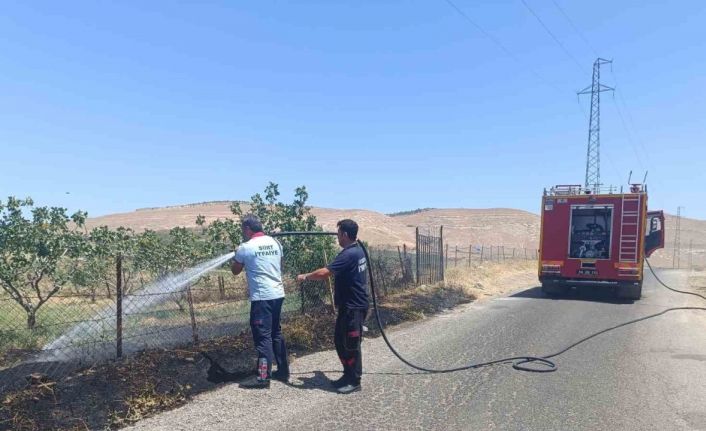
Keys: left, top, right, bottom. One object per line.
{"left": 569, "top": 205, "right": 613, "bottom": 259}
{"left": 645, "top": 211, "right": 665, "bottom": 257}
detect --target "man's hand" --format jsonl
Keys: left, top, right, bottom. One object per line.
{"left": 297, "top": 267, "right": 332, "bottom": 282}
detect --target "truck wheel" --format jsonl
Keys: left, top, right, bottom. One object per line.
{"left": 541, "top": 282, "right": 564, "bottom": 297}
{"left": 617, "top": 283, "right": 642, "bottom": 300}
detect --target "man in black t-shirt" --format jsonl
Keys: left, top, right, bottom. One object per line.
{"left": 297, "top": 219, "right": 368, "bottom": 394}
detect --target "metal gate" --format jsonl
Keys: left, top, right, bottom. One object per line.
{"left": 415, "top": 226, "right": 444, "bottom": 285}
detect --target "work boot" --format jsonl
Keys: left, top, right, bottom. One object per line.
{"left": 239, "top": 376, "right": 270, "bottom": 389}
{"left": 272, "top": 370, "right": 290, "bottom": 383}
{"left": 330, "top": 375, "right": 348, "bottom": 388}
{"left": 337, "top": 382, "right": 361, "bottom": 394}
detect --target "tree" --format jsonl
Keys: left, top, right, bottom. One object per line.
{"left": 0, "top": 197, "right": 87, "bottom": 329}
{"left": 72, "top": 226, "right": 140, "bottom": 301}
{"left": 200, "top": 183, "right": 337, "bottom": 309}
{"left": 199, "top": 183, "right": 335, "bottom": 274}
{"left": 134, "top": 229, "right": 167, "bottom": 281}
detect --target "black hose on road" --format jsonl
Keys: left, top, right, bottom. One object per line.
{"left": 645, "top": 259, "right": 706, "bottom": 300}
{"left": 273, "top": 232, "right": 706, "bottom": 374}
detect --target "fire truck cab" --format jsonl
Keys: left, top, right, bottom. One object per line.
{"left": 538, "top": 184, "right": 665, "bottom": 300}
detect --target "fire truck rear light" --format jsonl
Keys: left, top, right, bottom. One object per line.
{"left": 618, "top": 267, "right": 639, "bottom": 276}
{"left": 541, "top": 261, "right": 562, "bottom": 274}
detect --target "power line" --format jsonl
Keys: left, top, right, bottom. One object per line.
{"left": 537, "top": 0, "right": 654, "bottom": 191}
{"left": 544, "top": 0, "right": 647, "bottom": 177}
{"left": 519, "top": 0, "right": 586, "bottom": 74}
{"left": 443, "top": 0, "right": 602, "bottom": 181}
{"left": 576, "top": 75, "right": 622, "bottom": 186}
{"left": 442, "top": 0, "right": 565, "bottom": 94}
{"left": 549, "top": 0, "right": 599, "bottom": 57}
{"left": 611, "top": 69, "right": 653, "bottom": 165}
{"left": 611, "top": 96, "right": 646, "bottom": 170}
{"left": 578, "top": 58, "right": 614, "bottom": 190}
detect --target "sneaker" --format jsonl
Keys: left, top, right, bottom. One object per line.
{"left": 272, "top": 370, "right": 290, "bottom": 383}
{"left": 330, "top": 375, "right": 348, "bottom": 388}
{"left": 239, "top": 376, "right": 270, "bottom": 389}
{"left": 337, "top": 382, "right": 361, "bottom": 394}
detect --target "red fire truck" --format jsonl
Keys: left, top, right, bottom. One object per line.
{"left": 538, "top": 184, "right": 665, "bottom": 299}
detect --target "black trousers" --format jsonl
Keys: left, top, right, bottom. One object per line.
{"left": 334, "top": 307, "right": 367, "bottom": 384}
{"left": 250, "top": 298, "right": 289, "bottom": 378}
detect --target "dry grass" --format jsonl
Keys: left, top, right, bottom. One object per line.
{"left": 444, "top": 261, "right": 538, "bottom": 300}
{"left": 0, "top": 264, "right": 531, "bottom": 430}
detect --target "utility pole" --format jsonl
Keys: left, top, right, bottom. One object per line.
{"left": 672, "top": 206, "right": 683, "bottom": 269}
{"left": 578, "top": 58, "right": 614, "bottom": 192}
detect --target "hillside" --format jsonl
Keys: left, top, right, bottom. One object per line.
{"left": 392, "top": 208, "right": 540, "bottom": 249}
{"left": 86, "top": 203, "right": 539, "bottom": 249}
{"left": 86, "top": 202, "right": 705, "bottom": 268}
{"left": 650, "top": 213, "right": 706, "bottom": 269}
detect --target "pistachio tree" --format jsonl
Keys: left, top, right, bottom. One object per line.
{"left": 0, "top": 197, "right": 87, "bottom": 329}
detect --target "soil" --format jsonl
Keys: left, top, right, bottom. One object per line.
{"left": 0, "top": 285, "right": 474, "bottom": 431}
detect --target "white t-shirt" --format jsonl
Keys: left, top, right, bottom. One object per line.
{"left": 234, "top": 234, "right": 285, "bottom": 301}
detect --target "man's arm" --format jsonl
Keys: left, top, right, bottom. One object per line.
{"left": 231, "top": 260, "right": 244, "bottom": 276}
{"left": 296, "top": 267, "right": 332, "bottom": 282}
{"left": 231, "top": 246, "right": 245, "bottom": 276}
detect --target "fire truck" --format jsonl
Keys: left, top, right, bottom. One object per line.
{"left": 538, "top": 183, "right": 665, "bottom": 299}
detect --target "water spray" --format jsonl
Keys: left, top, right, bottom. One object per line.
{"left": 39, "top": 252, "right": 235, "bottom": 361}
{"left": 38, "top": 231, "right": 705, "bottom": 375}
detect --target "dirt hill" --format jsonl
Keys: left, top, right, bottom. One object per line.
{"left": 649, "top": 214, "right": 706, "bottom": 269}
{"left": 86, "top": 203, "right": 416, "bottom": 245}
{"left": 392, "top": 208, "right": 540, "bottom": 249}
{"left": 86, "top": 202, "right": 705, "bottom": 268}
{"left": 86, "top": 204, "right": 539, "bottom": 249}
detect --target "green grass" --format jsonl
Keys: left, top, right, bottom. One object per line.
{"left": 0, "top": 297, "right": 113, "bottom": 353}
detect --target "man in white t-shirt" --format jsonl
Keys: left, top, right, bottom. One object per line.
{"left": 231, "top": 214, "right": 289, "bottom": 388}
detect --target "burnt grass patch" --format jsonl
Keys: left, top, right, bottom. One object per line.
{"left": 0, "top": 285, "right": 473, "bottom": 430}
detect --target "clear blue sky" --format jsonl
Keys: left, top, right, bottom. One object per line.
{"left": 1, "top": 1, "right": 705, "bottom": 219}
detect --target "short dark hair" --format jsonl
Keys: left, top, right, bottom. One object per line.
{"left": 241, "top": 214, "right": 263, "bottom": 233}
{"left": 336, "top": 219, "right": 358, "bottom": 240}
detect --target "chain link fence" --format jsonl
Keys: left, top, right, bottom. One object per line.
{"left": 0, "top": 239, "right": 418, "bottom": 394}
{"left": 445, "top": 244, "right": 539, "bottom": 268}
{"left": 0, "top": 223, "right": 532, "bottom": 396}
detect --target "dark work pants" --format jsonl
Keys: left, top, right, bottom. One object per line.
{"left": 334, "top": 307, "right": 367, "bottom": 384}
{"left": 250, "top": 298, "right": 289, "bottom": 379}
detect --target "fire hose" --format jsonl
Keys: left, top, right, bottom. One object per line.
{"left": 273, "top": 232, "right": 706, "bottom": 374}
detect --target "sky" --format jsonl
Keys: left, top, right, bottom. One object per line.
{"left": 1, "top": 1, "right": 705, "bottom": 219}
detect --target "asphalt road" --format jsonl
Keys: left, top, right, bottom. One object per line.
{"left": 128, "top": 269, "right": 706, "bottom": 431}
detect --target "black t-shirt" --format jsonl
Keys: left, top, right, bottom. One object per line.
{"left": 327, "top": 242, "right": 369, "bottom": 309}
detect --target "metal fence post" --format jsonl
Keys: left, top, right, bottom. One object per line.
{"left": 397, "top": 245, "right": 405, "bottom": 280}
{"left": 439, "top": 226, "right": 444, "bottom": 281}
{"left": 116, "top": 254, "right": 123, "bottom": 359}
{"left": 218, "top": 275, "right": 226, "bottom": 300}
{"left": 415, "top": 227, "right": 420, "bottom": 285}
{"left": 403, "top": 243, "right": 410, "bottom": 284}
{"left": 454, "top": 245, "right": 458, "bottom": 267}
{"left": 480, "top": 245, "right": 484, "bottom": 263}
{"left": 445, "top": 243, "right": 449, "bottom": 271}
{"left": 186, "top": 286, "right": 199, "bottom": 344}
{"left": 323, "top": 248, "right": 336, "bottom": 312}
